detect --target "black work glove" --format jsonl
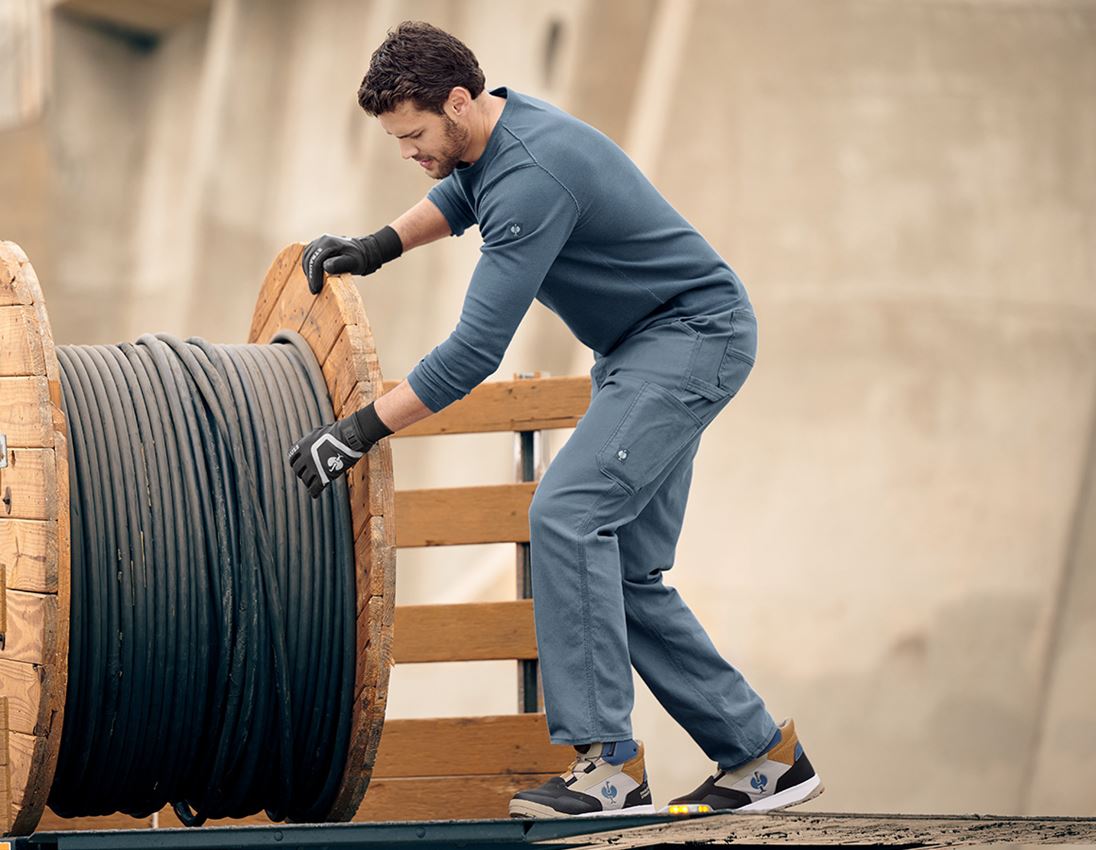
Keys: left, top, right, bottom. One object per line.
{"left": 288, "top": 402, "right": 393, "bottom": 498}
{"left": 301, "top": 226, "right": 403, "bottom": 294}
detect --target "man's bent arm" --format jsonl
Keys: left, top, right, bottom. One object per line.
{"left": 391, "top": 198, "right": 453, "bottom": 251}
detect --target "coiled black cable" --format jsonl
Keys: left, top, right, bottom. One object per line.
{"left": 48, "top": 331, "right": 355, "bottom": 825}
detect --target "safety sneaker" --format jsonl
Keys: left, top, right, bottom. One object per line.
{"left": 509, "top": 739, "right": 656, "bottom": 818}
{"left": 660, "top": 718, "right": 823, "bottom": 815}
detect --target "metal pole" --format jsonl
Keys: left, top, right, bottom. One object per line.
{"left": 514, "top": 373, "right": 544, "bottom": 714}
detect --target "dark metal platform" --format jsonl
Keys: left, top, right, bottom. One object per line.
{"left": 13, "top": 811, "right": 1096, "bottom": 850}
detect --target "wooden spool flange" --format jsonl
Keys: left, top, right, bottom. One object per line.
{"left": 0, "top": 241, "right": 396, "bottom": 834}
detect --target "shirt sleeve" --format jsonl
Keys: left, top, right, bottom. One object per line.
{"left": 408, "top": 165, "right": 580, "bottom": 412}
{"left": 426, "top": 176, "right": 477, "bottom": 237}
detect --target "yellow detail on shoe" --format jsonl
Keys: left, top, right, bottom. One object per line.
{"left": 666, "top": 803, "right": 712, "bottom": 816}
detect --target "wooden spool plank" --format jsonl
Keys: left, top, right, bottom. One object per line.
{"left": 252, "top": 260, "right": 313, "bottom": 345}
{"left": 0, "top": 250, "right": 32, "bottom": 307}
{"left": 383, "top": 376, "right": 591, "bottom": 436}
{"left": 320, "top": 325, "right": 372, "bottom": 417}
{"left": 7, "top": 729, "right": 53, "bottom": 810}
{"left": 0, "top": 661, "right": 43, "bottom": 736}
{"left": 249, "top": 243, "right": 396, "bottom": 823}
{"left": 392, "top": 601, "right": 537, "bottom": 663}
{"left": 299, "top": 275, "right": 359, "bottom": 370}
{"left": 344, "top": 384, "right": 392, "bottom": 542}
{"left": 395, "top": 483, "right": 536, "bottom": 548}
{"left": 0, "top": 241, "right": 70, "bottom": 838}
{"left": 0, "top": 519, "right": 58, "bottom": 594}
{"left": 372, "top": 714, "right": 572, "bottom": 779}
{"left": 354, "top": 773, "right": 559, "bottom": 822}
{"left": 0, "top": 590, "right": 57, "bottom": 668}
{"left": 247, "top": 243, "right": 304, "bottom": 343}
{"left": 0, "top": 307, "right": 46, "bottom": 378}
{"left": 342, "top": 589, "right": 395, "bottom": 808}
{"left": 30, "top": 428, "right": 70, "bottom": 836}
{"left": 356, "top": 515, "right": 391, "bottom": 610}
{"left": 0, "top": 378, "right": 53, "bottom": 447}
{"left": 0, "top": 449, "right": 58, "bottom": 521}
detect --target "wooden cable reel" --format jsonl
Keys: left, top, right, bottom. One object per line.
{"left": 0, "top": 241, "right": 396, "bottom": 836}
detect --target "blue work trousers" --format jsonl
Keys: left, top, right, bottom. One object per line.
{"left": 528, "top": 305, "right": 779, "bottom": 771}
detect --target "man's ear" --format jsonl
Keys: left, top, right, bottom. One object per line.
{"left": 446, "top": 86, "right": 473, "bottom": 117}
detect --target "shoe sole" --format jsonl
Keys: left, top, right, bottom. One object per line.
{"left": 658, "top": 774, "right": 825, "bottom": 816}
{"left": 509, "top": 800, "right": 658, "bottom": 819}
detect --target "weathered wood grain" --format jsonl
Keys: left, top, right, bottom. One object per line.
{"left": 372, "top": 714, "right": 572, "bottom": 779}
{"left": 395, "top": 483, "right": 536, "bottom": 547}
{"left": 385, "top": 376, "right": 591, "bottom": 436}
{"left": 392, "top": 601, "right": 537, "bottom": 663}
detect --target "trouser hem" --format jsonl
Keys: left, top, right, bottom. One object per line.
{"left": 717, "top": 720, "right": 782, "bottom": 771}
{"left": 549, "top": 732, "right": 635, "bottom": 747}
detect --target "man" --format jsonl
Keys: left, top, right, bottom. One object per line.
{"left": 288, "top": 21, "right": 823, "bottom": 819}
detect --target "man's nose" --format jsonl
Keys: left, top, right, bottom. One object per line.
{"left": 398, "top": 140, "right": 417, "bottom": 159}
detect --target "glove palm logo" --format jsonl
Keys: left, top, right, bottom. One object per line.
{"left": 327, "top": 454, "right": 346, "bottom": 473}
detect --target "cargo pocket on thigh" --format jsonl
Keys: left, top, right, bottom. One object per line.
{"left": 596, "top": 381, "right": 703, "bottom": 495}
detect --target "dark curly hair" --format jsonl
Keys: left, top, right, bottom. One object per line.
{"left": 358, "top": 21, "right": 486, "bottom": 116}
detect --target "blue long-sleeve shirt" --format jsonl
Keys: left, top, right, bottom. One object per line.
{"left": 406, "top": 86, "right": 751, "bottom": 413}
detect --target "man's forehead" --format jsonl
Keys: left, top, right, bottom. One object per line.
{"left": 379, "top": 101, "right": 434, "bottom": 135}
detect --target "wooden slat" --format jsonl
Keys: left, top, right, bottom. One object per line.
{"left": 0, "top": 378, "right": 52, "bottom": 447}
{"left": 354, "top": 773, "right": 559, "bottom": 822}
{"left": 300, "top": 275, "right": 360, "bottom": 374}
{"left": 0, "top": 449, "right": 57, "bottom": 521}
{"left": 0, "top": 308, "right": 45, "bottom": 378}
{"left": 393, "top": 601, "right": 537, "bottom": 663}
{"left": 372, "top": 714, "right": 572, "bottom": 779}
{"left": 0, "top": 248, "right": 31, "bottom": 307}
{"left": 347, "top": 385, "right": 395, "bottom": 540}
{"left": 0, "top": 662, "right": 41, "bottom": 736}
{"left": 395, "top": 483, "right": 536, "bottom": 547}
{"left": 0, "top": 519, "right": 58, "bottom": 594}
{"left": 321, "top": 325, "right": 372, "bottom": 416}
{"left": 248, "top": 244, "right": 304, "bottom": 344}
{"left": 384, "top": 376, "right": 591, "bottom": 436}
{"left": 0, "top": 591, "right": 56, "bottom": 666}
{"left": 7, "top": 730, "right": 38, "bottom": 807}
{"left": 356, "top": 515, "right": 391, "bottom": 612}
{"left": 252, "top": 256, "right": 311, "bottom": 345}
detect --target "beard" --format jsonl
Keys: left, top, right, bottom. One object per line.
{"left": 429, "top": 115, "right": 472, "bottom": 179}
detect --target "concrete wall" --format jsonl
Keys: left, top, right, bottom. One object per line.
{"left": 0, "top": 0, "right": 1093, "bottom": 817}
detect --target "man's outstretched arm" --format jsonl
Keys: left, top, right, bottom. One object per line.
{"left": 391, "top": 197, "right": 452, "bottom": 251}
{"left": 301, "top": 198, "right": 452, "bottom": 293}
